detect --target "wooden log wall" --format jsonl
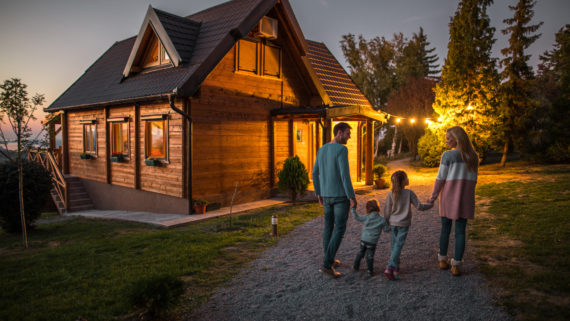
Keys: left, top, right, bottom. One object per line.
{"left": 192, "top": 40, "right": 318, "bottom": 205}
{"left": 67, "top": 102, "right": 185, "bottom": 199}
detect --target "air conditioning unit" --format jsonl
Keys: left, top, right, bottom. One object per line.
{"left": 255, "top": 16, "right": 278, "bottom": 39}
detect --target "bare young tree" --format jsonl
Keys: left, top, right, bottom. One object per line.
{"left": 0, "top": 78, "right": 45, "bottom": 248}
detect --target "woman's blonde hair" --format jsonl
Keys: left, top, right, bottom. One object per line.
{"left": 366, "top": 199, "right": 380, "bottom": 213}
{"left": 390, "top": 170, "right": 408, "bottom": 213}
{"left": 447, "top": 126, "right": 479, "bottom": 173}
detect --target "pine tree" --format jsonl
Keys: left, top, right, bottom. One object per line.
{"left": 428, "top": 0, "right": 500, "bottom": 160}
{"left": 498, "top": 0, "right": 543, "bottom": 166}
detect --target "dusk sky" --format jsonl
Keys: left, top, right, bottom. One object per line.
{"left": 1, "top": 0, "right": 568, "bottom": 137}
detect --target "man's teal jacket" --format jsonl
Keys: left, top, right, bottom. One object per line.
{"left": 312, "top": 143, "right": 355, "bottom": 199}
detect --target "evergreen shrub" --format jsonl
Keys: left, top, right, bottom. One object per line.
{"left": 418, "top": 130, "right": 447, "bottom": 167}
{"left": 129, "top": 274, "right": 184, "bottom": 318}
{"left": 0, "top": 160, "right": 52, "bottom": 233}
{"left": 277, "top": 155, "right": 309, "bottom": 202}
{"left": 373, "top": 164, "right": 387, "bottom": 179}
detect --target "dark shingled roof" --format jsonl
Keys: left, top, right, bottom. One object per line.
{"left": 47, "top": 0, "right": 273, "bottom": 111}
{"left": 154, "top": 8, "right": 201, "bottom": 63}
{"left": 305, "top": 40, "right": 372, "bottom": 108}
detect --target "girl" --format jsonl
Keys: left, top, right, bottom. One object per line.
{"left": 384, "top": 170, "right": 432, "bottom": 280}
{"left": 351, "top": 199, "right": 390, "bottom": 276}
{"left": 428, "top": 126, "right": 478, "bottom": 276}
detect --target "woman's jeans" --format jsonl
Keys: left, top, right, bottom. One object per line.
{"left": 322, "top": 197, "right": 350, "bottom": 268}
{"left": 354, "top": 240, "right": 377, "bottom": 272}
{"left": 388, "top": 226, "right": 409, "bottom": 269}
{"left": 440, "top": 217, "right": 467, "bottom": 261}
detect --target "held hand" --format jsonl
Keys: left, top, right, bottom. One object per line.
{"left": 349, "top": 197, "right": 357, "bottom": 209}
{"left": 318, "top": 195, "right": 323, "bottom": 206}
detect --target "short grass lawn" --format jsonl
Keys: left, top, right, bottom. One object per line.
{"left": 0, "top": 202, "right": 321, "bottom": 321}
{"left": 470, "top": 163, "right": 570, "bottom": 321}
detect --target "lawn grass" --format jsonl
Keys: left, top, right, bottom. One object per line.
{"left": 0, "top": 202, "right": 322, "bottom": 321}
{"left": 470, "top": 163, "right": 570, "bottom": 321}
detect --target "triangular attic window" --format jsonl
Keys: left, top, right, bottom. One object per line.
{"left": 130, "top": 25, "right": 171, "bottom": 73}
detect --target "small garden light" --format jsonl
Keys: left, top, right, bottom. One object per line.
{"left": 270, "top": 214, "right": 278, "bottom": 237}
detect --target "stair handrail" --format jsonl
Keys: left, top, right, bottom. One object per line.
{"left": 28, "top": 149, "right": 68, "bottom": 211}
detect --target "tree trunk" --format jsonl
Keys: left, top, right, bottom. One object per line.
{"left": 500, "top": 138, "right": 509, "bottom": 167}
{"left": 17, "top": 126, "right": 28, "bottom": 249}
{"left": 390, "top": 126, "right": 398, "bottom": 158}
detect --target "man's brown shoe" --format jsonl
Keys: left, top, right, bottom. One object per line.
{"left": 320, "top": 266, "right": 341, "bottom": 278}
{"left": 333, "top": 259, "right": 341, "bottom": 267}
{"left": 451, "top": 265, "right": 461, "bottom": 276}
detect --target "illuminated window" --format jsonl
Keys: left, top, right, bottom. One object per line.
{"left": 83, "top": 124, "right": 97, "bottom": 154}
{"left": 145, "top": 120, "right": 167, "bottom": 158}
{"left": 111, "top": 122, "right": 129, "bottom": 156}
{"left": 263, "top": 43, "right": 281, "bottom": 77}
{"left": 236, "top": 39, "right": 281, "bottom": 78}
{"left": 237, "top": 39, "right": 258, "bottom": 74}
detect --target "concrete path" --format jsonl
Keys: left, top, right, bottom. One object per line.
{"left": 59, "top": 198, "right": 289, "bottom": 228}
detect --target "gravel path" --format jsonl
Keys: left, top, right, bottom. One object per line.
{"left": 190, "top": 159, "right": 511, "bottom": 321}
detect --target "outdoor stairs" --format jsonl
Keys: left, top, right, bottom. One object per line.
{"left": 51, "top": 175, "right": 94, "bottom": 214}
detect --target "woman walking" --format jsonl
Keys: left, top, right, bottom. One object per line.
{"left": 428, "top": 126, "right": 478, "bottom": 276}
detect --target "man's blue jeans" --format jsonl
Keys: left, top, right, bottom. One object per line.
{"left": 388, "top": 226, "right": 409, "bottom": 269}
{"left": 440, "top": 217, "right": 467, "bottom": 261}
{"left": 322, "top": 197, "right": 350, "bottom": 268}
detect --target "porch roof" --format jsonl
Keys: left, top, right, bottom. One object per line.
{"left": 271, "top": 105, "right": 387, "bottom": 123}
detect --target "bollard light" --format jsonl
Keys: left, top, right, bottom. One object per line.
{"left": 271, "top": 214, "right": 278, "bottom": 236}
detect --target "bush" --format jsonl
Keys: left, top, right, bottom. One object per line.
{"left": 417, "top": 130, "right": 447, "bottom": 167}
{"left": 129, "top": 274, "right": 184, "bottom": 318}
{"left": 277, "top": 155, "right": 309, "bottom": 202}
{"left": 0, "top": 160, "right": 52, "bottom": 233}
{"left": 373, "top": 163, "right": 387, "bottom": 179}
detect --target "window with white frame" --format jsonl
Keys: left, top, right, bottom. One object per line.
{"left": 144, "top": 119, "right": 167, "bottom": 159}
{"left": 83, "top": 123, "right": 97, "bottom": 154}
{"left": 110, "top": 121, "right": 129, "bottom": 156}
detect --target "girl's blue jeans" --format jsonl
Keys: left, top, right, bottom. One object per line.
{"left": 388, "top": 226, "right": 409, "bottom": 269}
{"left": 439, "top": 217, "right": 467, "bottom": 261}
{"left": 322, "top": 197, "right": 350, "bottom": 269}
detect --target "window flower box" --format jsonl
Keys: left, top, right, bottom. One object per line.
{"left": 80, "top": 153, "right": 92, "bottom": 160}
{"left": 111, "top": 154, "right": 125, "bottom": 163}
{"left": 144, "top": 158, "right": 160, "bottom": 166}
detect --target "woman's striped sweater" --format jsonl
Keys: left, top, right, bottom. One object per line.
{"left": 429, "top": 149, "right": 478, "bottom": 220}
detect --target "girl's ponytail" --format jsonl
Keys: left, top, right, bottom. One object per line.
{"left": 390, "top": 171, "right": 407, "bottom": 213}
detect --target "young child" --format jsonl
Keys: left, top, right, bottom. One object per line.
{"left": 352, "top": 199, "right": 390, "bottom": 276}
{"left": 383, "top": 170, "right": 433, "bottom": 280}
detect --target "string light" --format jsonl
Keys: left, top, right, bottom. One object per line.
{"left": 410, "top": 118, "right": 416, "bottom": 124}
{"left": 396, "top": 118, "right": 401, "bottom": 123}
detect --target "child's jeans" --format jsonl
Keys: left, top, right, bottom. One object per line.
{"left": 388, "top": 226, "right": 409, "bottom": 269}
{"left": 354, "top": 240, "right": 377, "bottom": 272}
{"left": 440, "top": 217, "right": 467, "bottom": 261}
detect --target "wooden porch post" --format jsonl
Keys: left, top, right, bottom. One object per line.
{"left": 357, "top": 122, "right": 362, "bottom": 182}
{"left": 134, "top": 103, "right": 141, "bottom": 189}
{"left": 365, "top": 120, "right": 373, "bottom": 185}
{"left": 105, "top": 106, "right": 111, "bottom": 184}
{"left": 61, "top": 111, "right": 69, "bottom": 175}
{"left": 269, "top": 117, "right": 275, "bottom": 188}
{"left": 288, "top": 119, "right": 294, "bottom": 157}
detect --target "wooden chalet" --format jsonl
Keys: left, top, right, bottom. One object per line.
{"left": 40, "top": 0, "right": 386, "bottom": 215}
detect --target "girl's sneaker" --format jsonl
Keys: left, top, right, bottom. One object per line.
{"left": 393, "top": 268, "right": 400, "bottom": 279}
{"left": 383, "top": 266, "right": 394, "bottom": 280}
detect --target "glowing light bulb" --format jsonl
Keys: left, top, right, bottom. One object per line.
{"left": 396, "top": 118, "right": 401, "bottom": 123}
{"left": 410, "top": 118, "right": 416, "bottom": 124}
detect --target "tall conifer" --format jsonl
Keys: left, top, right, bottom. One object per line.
{"left": 428, "top": 0, "right": 500, "bottom": 159}
{"left": 499, "top": 0, "right": 542, "bottom": 166}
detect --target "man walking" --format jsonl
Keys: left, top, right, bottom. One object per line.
{"left": 312, "top": 122, "right": 357, "bottom": 278}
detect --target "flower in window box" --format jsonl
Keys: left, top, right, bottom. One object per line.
{"left": 192, "top": 197, "right": 208, "bottom": 214}
{"left": 80, "top": 152, "right": 92, "bottom": 160}
{"left": 144, "top": 158, "right": 160, "bottom": 166}
{"left": 111, "top": 153, "right": 125, "bottom": 163}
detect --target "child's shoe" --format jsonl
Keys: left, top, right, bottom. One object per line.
{"left": 383, "top": 266, "right": 394, "bottom": 280}
{"left": 450, "top": 259, "right": 462, "bottom": 276}
{"left": 393, "top": 267, "right": 400, "bottom": 279}
{"left": 438, "top": 254, "right": 450, "bottom": 270}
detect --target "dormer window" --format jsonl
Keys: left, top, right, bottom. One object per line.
{"left": 141, "top": 35, "right": 170, "bottom": 68}
{"left": 127, "top": 25, "right": 173, "bottom": 74}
